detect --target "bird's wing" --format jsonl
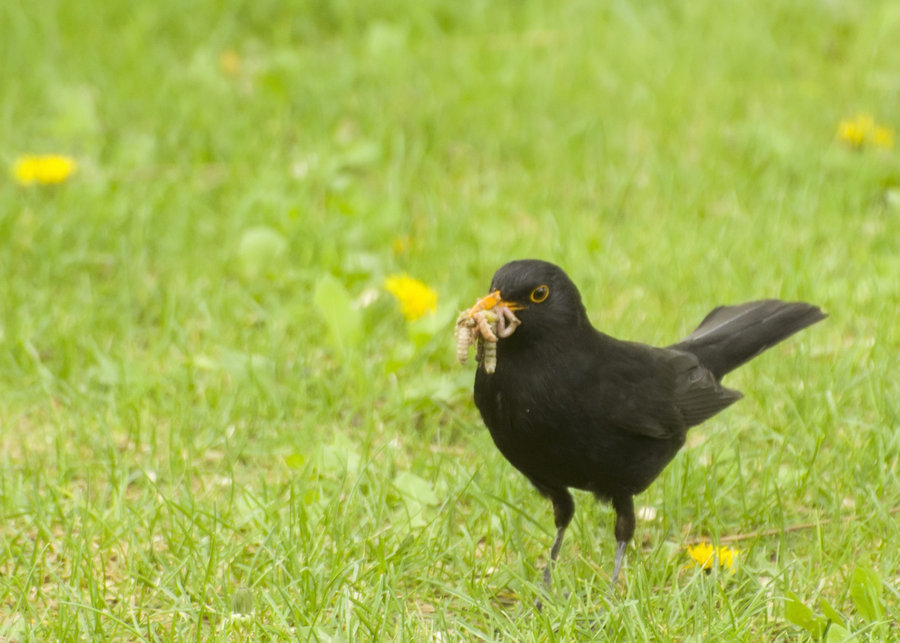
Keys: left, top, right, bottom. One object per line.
{"left": 665, "top": 350, "right": 743, "bottom": 427}
{"left": 586, "top": 342, "right": 742, "bottom": 440}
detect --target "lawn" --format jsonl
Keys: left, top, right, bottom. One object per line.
{"left": 2, "top": 0, "right": 899, "bottom": 640}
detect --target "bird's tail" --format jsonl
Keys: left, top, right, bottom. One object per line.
{"left": 669, "top": 300, "right": 826, "bottom": 380}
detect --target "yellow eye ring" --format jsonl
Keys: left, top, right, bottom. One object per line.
{"left": 530, "top": 285, "right": 550, "bottom": 303}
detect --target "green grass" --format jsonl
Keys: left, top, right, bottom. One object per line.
{"left": 2, "top": 0, "right": 899, "bottom": 639}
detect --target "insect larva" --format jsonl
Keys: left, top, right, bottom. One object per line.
{"left": 454, "top": 316, "right": 476, "bottom": 365}
{"left": 454, "top": 303, "right": 520, "bottom": 374}
{"left": 480, "top": 336, "right": 498, "bottom": 373}
{"left": 474, "top": 310, "right": 499, "bottom": 373}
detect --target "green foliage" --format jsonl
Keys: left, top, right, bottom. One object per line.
{"left": 230, "top": 587, "right": 254, "bottom": 616}
{"left": 237, "top": 225, "right": 288, "bottom": 279}
{"left": 785, "top": 567, "right": 888, "bottom": 640}
{"left": 786, "top": 591, "right": 826, "bottom": 639}
{"left": 392, "top": 471, "right": 441, "bottom": 528}
{"left": 1, "top": 0, "right": 899, "bottom": 639}
{"left": 313, "top": 274, "right": 364, "bottom": 354}
{"left": 849, "top": 566, "right": 885, "bottom": 623}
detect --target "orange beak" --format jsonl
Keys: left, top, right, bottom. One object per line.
{"left": 467, "top": 290, "right": 524, "bottom": 317}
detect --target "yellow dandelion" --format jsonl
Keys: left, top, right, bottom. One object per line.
{"left": 686, "top": 542, "right": 739, "bottom": 571}
{"left": 872, "top": 125, "right": 894, "bottom": 150}
{"left": 384, "top": 274, "right": 438, "bottom": 321}
{"left": 836, "top": 118, "right": 867, "bottom": 148}
{"left": 13, "top": 154, "right": 78, "bottom": 186}
{"left": 219, "top": 49, "right": 241, "bottom": 77}
{"left": 836, "top": 114, "right": 894, "bottom": 150}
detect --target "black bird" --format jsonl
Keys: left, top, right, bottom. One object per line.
{"left": 468, "top": 259, "right": 825, "bottom": 593}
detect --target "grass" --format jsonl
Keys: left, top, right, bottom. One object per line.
{"left": 2, "top": 0, "right": 899, "bottom": 639}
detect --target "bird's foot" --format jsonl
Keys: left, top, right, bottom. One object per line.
{"left": 609, "top": 540, "right": 627, "bottom": 590}
{"left": 534, "top": 563, "right": 552, "bottom": 612}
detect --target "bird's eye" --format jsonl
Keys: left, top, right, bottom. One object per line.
{"left": 529, "top": 285, "right": 550, "bottom": 303}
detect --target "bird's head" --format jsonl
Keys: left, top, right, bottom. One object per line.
{"left": 469, "top": 259, "right": 590, "bottom": 345}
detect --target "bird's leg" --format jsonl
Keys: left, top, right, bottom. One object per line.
{"left": 534, "top": 488, "right": 574, "bottom": 610}
{"left": 544, "top": 490, "right": 575, "bottom": 588}
{"left": 611, "top": 541, "right": 627, "bottom": 588}
{"left": 544, "top": 525, "right": 567, "bottom": 587}
{"left": 610, "top": 495, "right": 635, "bottom": 588}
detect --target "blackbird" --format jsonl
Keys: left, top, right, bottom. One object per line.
{"left": 467, "top": 259, "right": 825, "bottom": 593}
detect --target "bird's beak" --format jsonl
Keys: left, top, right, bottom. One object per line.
{"left": 471, "top": 290, "right": 524, "bottom": 313}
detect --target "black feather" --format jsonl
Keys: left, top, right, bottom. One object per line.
{"left": 669, "top": 300, "right": 827, "bottom": 379}
{"left": 469, "top": 259, "right": 825, "bottom": 596}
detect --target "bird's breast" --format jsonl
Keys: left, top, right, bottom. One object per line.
{"left": 474, "top": 346, "right": 596, "bottom": 482}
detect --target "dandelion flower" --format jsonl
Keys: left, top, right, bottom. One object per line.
{"left": 872, "top": 125, "right": 894, "bottom": 150}
{"left": 384, "top": 274, "right": 438, "bottom": 321}
{"left": 219, "top": 49, "right": 241, "bottom": 77}
{"left": 836, "top": 114, "right": 894, "bottom": 150}
{"left": 836, "top": 117, "right": 868, "bottom": 148}
{"left": 13, "top": 154, "right": 78, "bottom": 185}
{"left": 12, "top": 154, "right": 78, "bottom": 186}
{"left": 686, "top": 542, "right": 739, "bottom": 571}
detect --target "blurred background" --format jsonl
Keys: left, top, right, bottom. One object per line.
{"left": 1, "top": 0, "right": 898, "bottom": 639}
